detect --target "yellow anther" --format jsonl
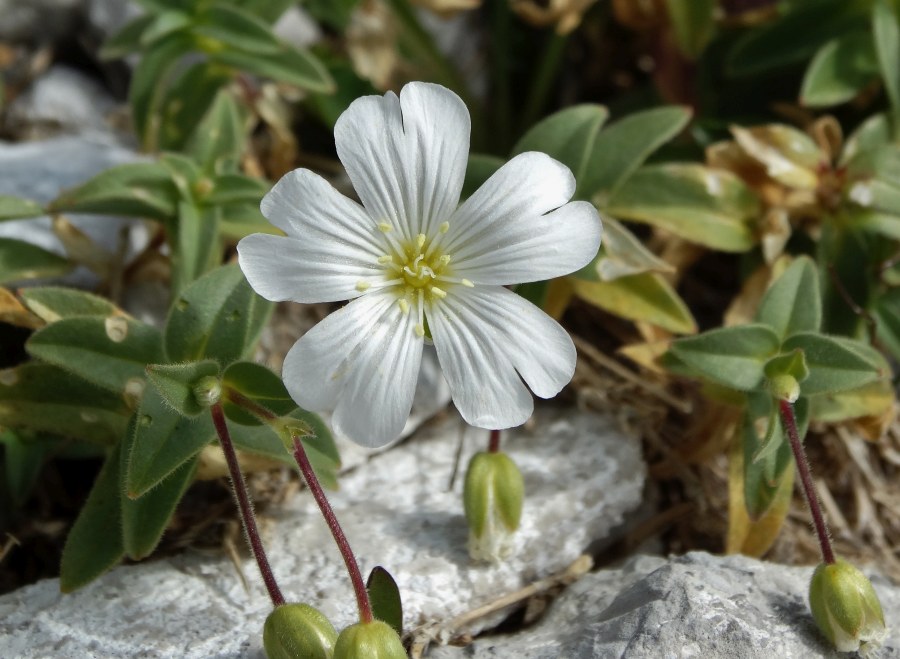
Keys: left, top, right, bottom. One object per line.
{"left": 416, "top": 233, "right": 426, "bottom": 249}
{"left": 430, "top": 286, "right": 447, "bottom": 299}
{"left": 398, "top": 299, "right": 410, "bottom": 314}
{"left": 439, "top": 222, "right": 450, "bottom": 234}
{"left": 414, "top": 323, "right": 425, "bottom": 337}
{"left": 378, "top": 222, "right": 392, "bottom": 233}
{"left": 439, "top": 255, "right": 452, "bottom": 265}
{"left": 377, "top": 255, "right": 393, "bottom": 264}
{"left": 461, "top": 279, "right": 475, "bottom": 288}
{"left": 356, "top": 281, "right": 371, "bottom": 292}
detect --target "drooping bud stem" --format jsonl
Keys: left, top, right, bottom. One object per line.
{"left": 291, "top": 434, "right": 374, "bottom": 625}
{"left": 778, "top": 398, "right": 835, "bottom": 565}
{"left": 210, "top": 402, "right": 285, "bottom": 606}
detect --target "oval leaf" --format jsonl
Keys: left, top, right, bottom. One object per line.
{"left": 755, "top": 256, "right": 822, "bottom": 340}
{"left": 0, "top": 195, "right": 43, "bottom": 221}
{"left": 146, "top": 360, "right": 221, "bottom": 417}
{"left": 782, "top": 332, "right": 888, "bottom": 395}
{"left": 0, "top": 239, "right": 72, "bottom": 284}
{"left": 20, "top": 287, "right": 120, "bottom": 322}
{"left": 222, "top": 361, "right": 297, "bottom": 425}
{"left": 801, "top": 32, "right": 878, "bottom": 107}
{"left": 366, "top": 567, "right": 403, "bottom": 637}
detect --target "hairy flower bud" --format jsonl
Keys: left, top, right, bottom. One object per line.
{"left": 463, "top": 451, "right": 524, "bottom": 562}
{"left": 263, "top": 603, "right": 338, "bottom": 659}
{"left": 809, "top": 559, "right": 887, "bottom": 654}
{"left": 192, "top": 375, "right": 222, "bottom": 408}
{"left": 333, "top": 620, "right": 406, "bottom": 659}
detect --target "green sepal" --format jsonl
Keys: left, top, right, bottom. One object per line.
{"left": 764, "top": 349, "right": 810, "bottom": 384}
{"left": 263, "top": 603, "right": 338, "bottom": 659}
{"left": 333, "top": 620, "right": 406, "bottom": 659}
{"left": 809, "top": 558, "right": 887, "bottom": 652}
{"left": 463, "top": 451, "right": 524, "bottom": 538}
{"left": 146, "top": 360, "right": 221, "bottom": 417}
{"left": 60, "top": 445, "right": 126, "bottom": 592}
{"left": 667, "top": 324, "right": 781, "bottom": 392}
{"left": 366, "top": 566, "right": 403, "bottom": 637}
{"left": 26, "top": 316, "right": 163, "bottom": 395}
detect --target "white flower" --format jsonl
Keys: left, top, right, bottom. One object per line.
{"left": 237, "top": 82, "right": 602, "bottom": 447}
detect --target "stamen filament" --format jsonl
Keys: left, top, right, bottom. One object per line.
{"left": 434, "top": 274, "right": 475, "bottom": 287}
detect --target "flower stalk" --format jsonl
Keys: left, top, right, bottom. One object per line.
{"left": 209, "top": 402, "right": 285, "bottom": 606}
{"left": 487, "top": 428, "right": 501, "bottom": 453}
{"left": 777, "top": 398, "right": 835, "bottom": 565}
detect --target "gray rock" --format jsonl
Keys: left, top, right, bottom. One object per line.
{"left": 0, "top": 0, "right": 82, "bottom": 41}
{"left": 6, "top": 65, "right": 118, "bottom": 139}
{"left": 0, "top": 408, "right": 645, "bottom": 658}
{"left": 430, "top": 552, "right": 900, "bottom": 658}
{"left": 0, "top": 133, "right": 150, "bottom": 288}
{"left": 88, "top": 0, "right": 142, "bottom": 37}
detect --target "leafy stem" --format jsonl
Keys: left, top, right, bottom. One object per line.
{"left": 210, "top": 401, "right": 286, "bottom": 606}
{"left": 778, "top": 398, "right": 835, "bottom": 565}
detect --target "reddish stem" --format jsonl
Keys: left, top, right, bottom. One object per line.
{"left": 778, "top": 399, "right": 836, "bottom": 565}
{"left": 487, "top": 429, "right": 501, "bottom": 453}
{"left": 210, "top": 402, "right": 285, "bottom": 606}
{"left": 291, "top": 435, "right": 374, "bottom": 624}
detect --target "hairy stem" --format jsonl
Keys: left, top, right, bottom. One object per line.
{"left": 778, "top": 399, "right": 835, "bottom": 564}
{"left": 210, "top": 402, "right": 285, "bottom": 606}
{"left": 291, "top": 435, "right": 374, "bottom": 624}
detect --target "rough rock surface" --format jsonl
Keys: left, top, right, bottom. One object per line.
{"left": 431, "top": 551, "right": 900, "bottom": 658}
{"left": 0, "top": 408, "right": 645, "bottom": 658}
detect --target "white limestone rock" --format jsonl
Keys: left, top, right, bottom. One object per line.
{"left": 0, "top": 408, "right": 645, "bottom": 658}
{"left": 430, "top": 551, "right": 900, "bottom": 658}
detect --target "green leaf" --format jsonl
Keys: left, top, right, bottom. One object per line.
{"left": 571, "top": 273, "right": 696, "bottom": 334}
{"left": 742, "top": 393, "right": 807, "bottom": 520}
{"left": 60, "top": 445, "right": 125, "bottom": 592}
{"left": 228, "top": 0, "right": 294, "bottom": 24}
{"left": 808, "top": 379, "right": 895, "bottom": 423}
{"left": 187, "top": 90, "right": 246, "bottom": 175}
{"left": 800, "top": 32, "right": 879, "bottom": 107}
{"left": 195, "top": 4, "right": 282, "bottom": 55}
{"left": 665, "top": 0, "right": 715, "bottom": 59}
{"left": 0, "top": 430, "right": 55, "bottom": 507}
{"left": 587, "top": 106, "right": 692, "bottom": 204}
{"left": 146, "top": 360, "right": 221, "bottom": 417}
{"left": 121, "top": 421, "right": 197, "bottom": 560}
{"left": 0, "top": 363, "right": 129, "bottom": 444}
{"left": 218, "top": 202, "right": 273, "bottom": 240}
{"left": 126, "top": 386, "right": 215, "bottom": 497}
{"left": 101, "top": 14, "right": 156, "bottom": 60}
{"left": 26, "top": 317, "right": 163, "bottom": 394}
{"left": 873, "top": 0, "right": 900, "bottom": 119}
{"left": 511, "top": 105, "right": 608, "bottom": 200}
{"left": 20, "top": 287, "right": 119, "bottom": 322}
{"left": 727, "top": 0, "right": 868, "bottom": 77}
{"left": 140, "top": 10, "right": 192, "bottom": 46}
{"left": 755, "top": 256, "right": 822, "bottom": 340}
{"left": 366, "top": 567, "right": 403, "bottom": 636}
{"left": 164, "top": 264, "right": 273, "bottom": 365}
{"left": 668, "top": 324, "right": 781, "bottom": 391}
{"left": 172, "top": 202, "right": 221, "bottom": 293}
{"left": 204, "top": 174, "right": 269, "bottom": 206}
{"left": 841, "top": 112, "right": 893, "bottom": 165}
{"left": 0, "top": 239, "right": 71, "bottom": 283}
{"left": 222, "top": 361, "right": 297, "bottom": 425}
{"left": 782, "top": 332, "right": 887, "bottom": 395}
{"left": 156, "top": 61, "right": 231, "bottom": 152}
{"left": 874, "top": 286, "right": 900, "bottom": 360}
{"left": 212, "top": 46, "right": 334, "bottom": 93}
{"left": 130, "top": 33, "right": 194, "bottom": 149}
{"left": 230, "top": 409, "right": 340, "bottom": 489}
{"left": 0, "top": 195, "right": 43, "bottom": 220}
{"left": 583, "top": 216, "right": 675, "bottom": 281}
{"left": 49, "top": 161, "right": 179, "bottom": 222}
{"left": 462, "top": 154, "right": 504, "bottom": 200}
{"left": 606, "top": 164, "right": 758, "bottom": 252}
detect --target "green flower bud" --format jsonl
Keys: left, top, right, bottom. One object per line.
{"left": 333, "top": 620, "right": 406, "bottom": 659}
{"left": 263, "top": 603, "right": 338, "bottom": 659}
{"left": 809, "top": 559, "right": 887, "bottom": 654}
{"left": 192, "top": 375, "right": 222, "bottom": 408}
{"left": 463, "top": 451, "right": 524, "bottom": 563}
{"left": 768, "top": 373, "right": 800, "bottom": 403}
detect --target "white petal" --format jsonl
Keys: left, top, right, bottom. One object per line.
{"left": 445, "top": 152, "right": 602, "bottom": 284}
{"left": 427, "top": 291, "right": 534, "bottom": 429}
{"left": 334, "top": 82, "right": 470, "bottom": 242}
{"left": 281, "top": 291, "right": 423, "bottom": 448}
{"left": 239, "top": 169, "right": 388, "bottom": 303}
